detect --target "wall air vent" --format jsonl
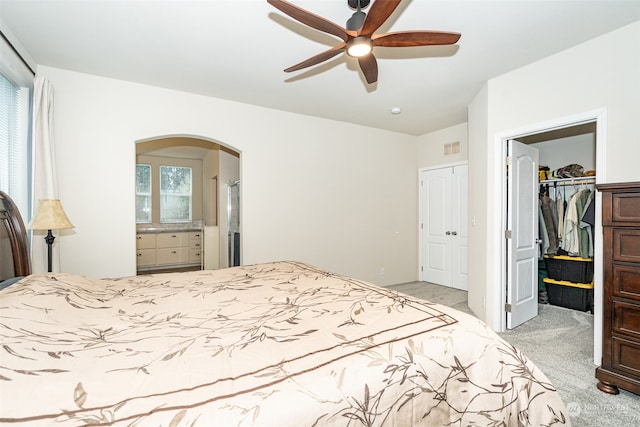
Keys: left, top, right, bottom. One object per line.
{"left": 444, "top": 141, "right": 460, "bottom": 156}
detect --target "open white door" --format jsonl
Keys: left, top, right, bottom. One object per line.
{"left": 506, "top": 140, "right": 539, "bottom": 329}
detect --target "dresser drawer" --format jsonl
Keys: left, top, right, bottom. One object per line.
{"left": 612, "top": 192, "right": 640, "bottom": 223}
{"left": 613, "top": 264, "right": 640, "bottom": 300}
{"left": 613, "top": 300, "right": 640, "bottom": 339}
{"left": 612, "top": 336, "right": 640, "bottom": 378}
{"left": 613, "top": 229, "right": 640, "bottom": 263}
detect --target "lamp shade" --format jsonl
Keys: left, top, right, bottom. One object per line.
{"left": 29, "top": 199, "right": 74, "bottom": 230}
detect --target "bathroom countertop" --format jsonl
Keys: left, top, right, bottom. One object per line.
{"left": 136, "top": 222, "right": 204, "bottom": 234}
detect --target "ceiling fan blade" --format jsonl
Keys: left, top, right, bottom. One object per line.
{"left": 358, "top": 0, "right": 402, "bottom": 36}
{"left": 358, "top": 54, "right": 378, "bottom": 84}
{"left": 284, "top": 43, "right": 346, "bottom": 72}
{"left": 267, "top": 0, "right": 352, "bottom": 42}
{"left": 372, "top": 31, "right": 461, "bottom": 47}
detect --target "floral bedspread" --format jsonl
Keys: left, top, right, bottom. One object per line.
{"left": 0, "top": 261, "right": 569, "bottom": 426}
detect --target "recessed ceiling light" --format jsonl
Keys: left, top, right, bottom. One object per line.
{"left": 391, "top": 107, "right": 402, "bottom": 115}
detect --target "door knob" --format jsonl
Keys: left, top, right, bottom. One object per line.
{"left": 452, "top": 231, "right": 458, "bottom": 236}
{"left": 446, "top": 231, "right": 451, "bottom": 235}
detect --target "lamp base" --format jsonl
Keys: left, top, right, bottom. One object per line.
{"left": 44, "top": 229, "right": 55, "bottom": 273}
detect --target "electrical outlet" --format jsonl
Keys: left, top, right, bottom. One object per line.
{"left": 379, "top": 267, "right": 385, "bottom": 276}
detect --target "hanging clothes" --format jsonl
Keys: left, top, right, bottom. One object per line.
{"left": 539, "top": 200, "right": 550, "bottom": 258}
{"left": 562, "top": 189, "right": 582, "bottom": 255}
{"left": 561, "top": 188, "right": 593, "bottom": 257}
{"left": 581, "top": 191, "right": 596, "bottom": 258}
{"left": 540, "top": 193, "right": 559, "bottom": 254}
{"left": 578, "top": 190, "right": 595, "bottom": 258}
{"left": 556, "top": 194, "right": 565, "bottom": 243}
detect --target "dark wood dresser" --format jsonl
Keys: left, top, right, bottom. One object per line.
{"left": 596, "top": 182, "right": 640, "bottom": 395}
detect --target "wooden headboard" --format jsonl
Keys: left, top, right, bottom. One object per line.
{"left": 0, "top": 191, "right": 31, "bottom": 281}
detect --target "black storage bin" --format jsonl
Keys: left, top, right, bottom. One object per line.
{"left": 544, "top": 255, "right": 594, "bottom": 283}
{"left": 543, "top": 278, "right": 594, "bottom": 312}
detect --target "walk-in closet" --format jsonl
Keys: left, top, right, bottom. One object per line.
{"left": 519, "top": 122, "right": 597, "bottom": 313}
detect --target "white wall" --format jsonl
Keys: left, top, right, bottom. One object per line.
{"left": 202, "top": 146, "right": 220, "bottom": 226}
{"left": 41, "top": 66, "right": 418, "bottom": 286}
{"left": 532, "top": 134, "right": 596, "bottom": 172}
{"left": 416, "top": 122, "right": 468, "bottom": 168}
{"left": 467, "top": 83, "right": 489, "bottom": 321}
{"left": 469, "top": 21, "right": 640, "bottom": 335}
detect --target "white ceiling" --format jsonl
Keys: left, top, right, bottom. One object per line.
{"left": 2, "top": 0, "right": 640, "bottom": 136}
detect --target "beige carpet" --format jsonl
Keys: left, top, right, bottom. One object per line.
{"left": 385, "top": 281, "right": 640, "bottom": 427}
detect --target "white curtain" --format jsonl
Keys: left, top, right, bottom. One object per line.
{"left": 31, "top": 75, "right": 61, "bottom": 273}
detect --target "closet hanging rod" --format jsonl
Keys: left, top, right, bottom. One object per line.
{"left": 539, "top": 176, "right": 596, "bottom": 185}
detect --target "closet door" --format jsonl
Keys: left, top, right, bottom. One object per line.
{"left": 421, "top": 168, "right": 452, "bottom": 286}
{"left": 506, "top": 140, "right": 539, "bottom": 329}
{"left": 451, "top": 165, "right": 469, "bottom": 290}
{"left": 420, "top": 165, "right": 468, "bottom": 290}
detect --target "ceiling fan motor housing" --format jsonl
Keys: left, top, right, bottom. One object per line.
{"left": 346, "top": 10, "right": 366, "bottom": 31}
{"left": 348, "top": 0, "right": 370, "bottom": 9}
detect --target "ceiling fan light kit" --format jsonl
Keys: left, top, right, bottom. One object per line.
{"left": 346, "top": 37, "right": 372, "bottom": 57}
{"left": 267, "top": 0, "right": 461, "bottom": 84}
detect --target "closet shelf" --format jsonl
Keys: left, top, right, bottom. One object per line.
{"left": 539, "top": 176, "right": 596, "bottom": 185}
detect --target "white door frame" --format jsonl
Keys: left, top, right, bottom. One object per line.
{"left": 491, "top": 109, "right": 606, "bottom": 365}
{"left": 418, "top": 161, "right": 468, "bottom": 282}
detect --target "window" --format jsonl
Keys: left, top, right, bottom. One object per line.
{"left": 160, "top": 165, "right": 192, "bottom": 222}
{"left": 135, "top": 164, "right": 151, "bottom": 223}
{"left": 0, "top": 36, "right": 33, "bottom": 218}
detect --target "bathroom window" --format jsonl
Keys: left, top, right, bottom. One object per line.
{"left": 160, "top": 165, "right": 192, "bottom": 222}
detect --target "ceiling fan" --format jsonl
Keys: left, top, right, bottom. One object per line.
{"left": 267, "top": 0, "right": 461, "bottom": 84}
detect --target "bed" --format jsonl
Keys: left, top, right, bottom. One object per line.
{"left": 0, "top": 192, "right": 570, "bottom": 426}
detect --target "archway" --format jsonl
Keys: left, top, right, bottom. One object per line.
{"left": 134, "top": 135, "right": 240, "bottom": 273}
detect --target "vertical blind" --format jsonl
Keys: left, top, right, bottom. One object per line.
{"left": 0, "top": 71, "right": 30, "bottom": 216}
{"left": 0, "top": 29, "right": 34, "bottom": 222}
{"left": 0, "top": 72, "right": 18, "bottom": 191}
